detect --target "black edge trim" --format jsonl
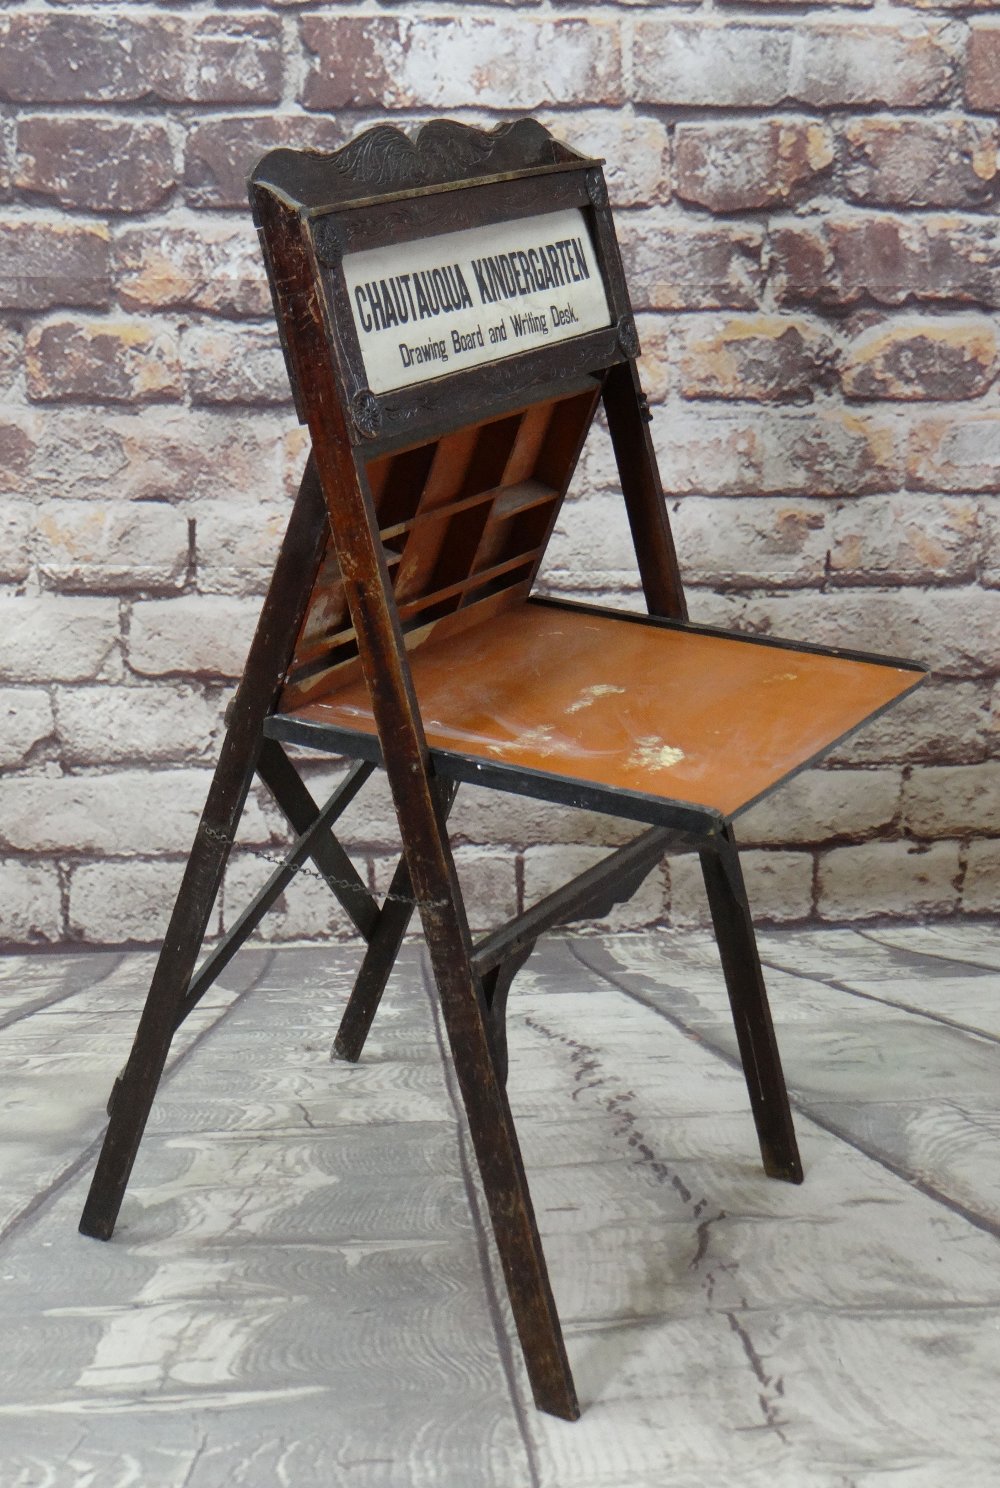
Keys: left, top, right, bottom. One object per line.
{"left": 262, "top": 713, "right": 724, "bottom": 836}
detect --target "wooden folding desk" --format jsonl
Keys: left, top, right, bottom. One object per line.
{"left": 79, "top": 119, "right": 924, "bottom": 1420}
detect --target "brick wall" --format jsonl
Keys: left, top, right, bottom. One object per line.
{"left": 1, "top": 4, "right": 998, "bottom": 947}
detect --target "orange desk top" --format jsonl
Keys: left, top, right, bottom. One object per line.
{"left": 285, "top": 604, "right": 922, "bottom": 819}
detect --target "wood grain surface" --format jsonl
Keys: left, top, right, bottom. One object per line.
{"left": 1, "top": 929, "right": 999, "bottom": 1485}
{"left": 287, "top": 604, "right": 922, "bottom": 817}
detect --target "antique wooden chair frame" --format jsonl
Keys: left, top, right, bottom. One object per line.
{"left": 80, "top": 120, "right": 925, "bottom": 1420}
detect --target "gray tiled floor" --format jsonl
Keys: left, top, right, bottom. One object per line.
{"left": 1, "top": 925, "right": 998, "bottom": 1486}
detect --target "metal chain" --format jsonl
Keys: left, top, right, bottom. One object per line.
{"left": 202, "top": 824, "right": 446, "bottom": 909}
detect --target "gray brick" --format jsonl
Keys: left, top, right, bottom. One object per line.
{"left": 903, "top": 762, "right": 1000, "bottom": 837}
{"left": 0, "top": 770, "right": 270, "bottom": 855}
{"left": 671, "top": 849, "right": 814, "bottom": 926}
{"left": 0, "top": 597, "right": 120, "bottom": 683}
{"left": 0, "top": 860, "right": 63, "bottom": 944}
{"left": 55, "top": 685, "right": 222, "bottom": 765}
{"left": 128, "top": 597, "right": 261, "bottom": 679}
{"left": 0, "top": 689, "right": 55, "bottom": 769}
{"left": 35, "top": 500, "right": 189, "bottom": 592}
{"left": 818, "top": 840, "right": 960, "bottom": 918}
{"left": 68, "top": 859, "right": 186, "bottom": 945}
{"left": 738, "top": 769, "right": 901, "bottom": 846}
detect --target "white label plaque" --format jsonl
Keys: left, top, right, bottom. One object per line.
{"left": 342, "top": 208, "right": 612, "bottom": 394}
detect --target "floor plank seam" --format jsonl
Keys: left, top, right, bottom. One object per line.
{"left": 2, "top": 932, "right": 1000, "bottom": 1481}
{"left": 520, "top": 1007, "right": 715, "bottom": 1219}
{"left": 0, "top": 951, "right": 277, "bottom": 1252}
{"left": 568, "top": 938, "right": 754, "bottom": 1079}
{"left": 781, "top": 1103, "right": 1000, "bottom": 1244}
{"left": 859, "top": 926, "right": 1000, "bottom": 976}
{"left": 0, "top": 1133, "right": 106, "bottom": 1250}
{"left": 0, "top": 954, "right": 128, "bottom": 1035}
{"left": 758, "top": 953, "right": 1000, "bottom": 1049}
{"left": 570, "top": 939, "right": 1000, "bottom": 1241}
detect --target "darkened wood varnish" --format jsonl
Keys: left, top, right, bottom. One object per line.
{"left": 79, "top": 117, "right": 926, "bottom": 1429}
{"left": 286, "top": 601, "right": 921, "bottom": 819}
{"left": 280, "top": 385, "right": 599, "bottom": 708}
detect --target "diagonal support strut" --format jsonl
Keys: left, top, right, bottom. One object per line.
{"left": 178, "top": 759, "right": 376, "bottom": 1030}
{"left": 256, "top": 737, "right": 379, "bottom": 938}
{"left": 471, "top": 824, "right": 708, "bottom": 979}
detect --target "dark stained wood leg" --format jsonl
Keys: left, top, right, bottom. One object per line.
{"left": 177, "top": 761, "right": 375, "bottom": 1034}
{"left": 602, "top": 357, "right": 687, "bottom": 622}
{"left": 247, "top": 213, "right": 579, "bottom": 1413}
{"left": 386, "top": 770, "right": 577, "bottom": 1416}
{"left": 418, "top": 887, "right": 580, "bottom": 1420}
{"left": 700, "top": 828, "right": 803, "bottom": 1185}
{"left": 333, "top": 780, "right": 458, "bottom": 1064}
{"left": 480, "top": 941, "right": 535, "bottom": 1087}
{"left": 333, "top": 855, "right": 415, "bottom": 1063}
{"left": 78, "top": 764, "right": 254, "bottom": 1241}
{"left": 256, "top": 738, "right": 380, "bottom": 939}
{"left": 79, "top": 458, "right": 330, "bottom": 1242}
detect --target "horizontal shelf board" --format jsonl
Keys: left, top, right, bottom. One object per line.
{"left": 490, "top": 480, "right": 557, "bottom": 521}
